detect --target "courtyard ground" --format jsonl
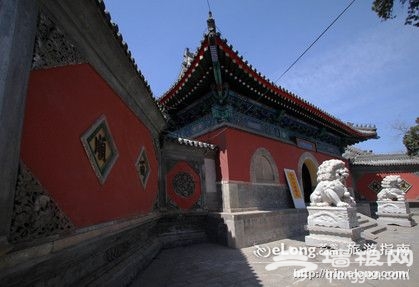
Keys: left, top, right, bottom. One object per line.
{"left": 131, "top": 211, "right": 419, "bottom": 287}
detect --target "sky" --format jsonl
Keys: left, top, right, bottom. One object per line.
{"left": 104, "top": 0, "right": 419, "bottom": 154}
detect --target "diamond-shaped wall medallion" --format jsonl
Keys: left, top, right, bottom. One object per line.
{"left": 136, "top": 147, "right": 150, "bottom": 189}
{"left": 368, "top": 180, "right": 382, "bottom": 193}
{"left": 81, "top": 115, "right": 119, "bottom": 184}
{"left": 400, "top": 179, "right": 412, "bottom": 193}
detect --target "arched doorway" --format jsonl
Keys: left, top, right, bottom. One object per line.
{"left": 302, "top": 163, "right": 313, "bottom": 203}
{"left": 297, "top": 152, "right": 318, "bottom": 204}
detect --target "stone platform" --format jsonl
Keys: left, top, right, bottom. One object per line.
{"left": 208, "top": 208, "right": 308, "bottom": 248}
{"left": 376, "top": 200, "right": 415, "bottom": 227}
{"left": 305, "top": 206, "right": 365, "bottom": 249}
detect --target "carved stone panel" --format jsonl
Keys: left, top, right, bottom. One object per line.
{"left": 307, "top": 206, "right": 359, "bottom": 229}
{"left": 9, "top": 163, "right": 74, "bottom": 243}
{"left": 305, "top": 206, "right": 364, "bottom": 249}
{"left": 376, "top": 200, "right": 415, "bottom": 227}
{"left": 377, "top": 201, "right": 410, "bottom": 214}
{"left": 32, "top": 13, "right": 86, "bottom": 70}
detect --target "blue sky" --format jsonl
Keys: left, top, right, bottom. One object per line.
{"left": 104, "top": 0, "right": 418, "bottom": 154}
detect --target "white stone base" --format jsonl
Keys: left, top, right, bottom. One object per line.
{"left": 305, "top": 225, "right": 365, "bottom": 250}
{"left": 376, "top": 201, "right": 415, "bottom": 227}
{"left": 307, "top": 206, "right": 359, "bottom": 229}
{"left": 305, "top": 206, "right": 363, "bottom": 249}
{"left": 377, "top": 200, "right": 410, "bottom": 214}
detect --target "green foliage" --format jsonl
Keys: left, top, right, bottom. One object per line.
{"left": 403, "top": 117, "right": 419, "bottom": 156}
{"left": 372, "top": 0, "right": 395, "bottom": 19}
{"left": 372, "top": 0, "right": 419, "bottom": 27}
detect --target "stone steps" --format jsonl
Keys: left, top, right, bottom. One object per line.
{"left": 357, "top": 213, "right": 387, "bottom": 240}
{"left": 368, "top": 225, "right": 387, "bottom": 235}
{"left": 357, "top": 218, "right": 369, "bottom": 225}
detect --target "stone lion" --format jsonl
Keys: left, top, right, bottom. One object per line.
{"left": 310, "top": 159, "right": 356, "bottom": 207}
{"left": 377, "top": 175, "right": 405, "bottom": 201}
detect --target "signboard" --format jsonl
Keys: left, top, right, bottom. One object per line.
{"left": 284, "top": 169, "right": 306, "bottom": 209}
{"left": 296, "top": 138, "right": 316, "bottom": 151}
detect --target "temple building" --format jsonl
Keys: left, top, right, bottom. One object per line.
{"left": 0, "top": 1, "right": 400, "bottom": 285}
{"left": 158, "top": 13, "right": 377, "bottom": 247}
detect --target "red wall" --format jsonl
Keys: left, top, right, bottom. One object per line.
{"left": 21, "top": 64, "right": 158, "bottom": 228}
{"left": 198, "top": 127, "right": 340, "bottom": 184}
{"left": 356, "top": 172, "right": 419, "bottom": 201}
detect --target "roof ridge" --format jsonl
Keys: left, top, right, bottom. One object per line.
{"left": 158, "top": 25, "right": 377, "bottom": 141}
{"left": 95, "top": 1, "right": 154, "bottom": 97}
{"left": 214, "top": 36, "right": 372, "bottom": 138}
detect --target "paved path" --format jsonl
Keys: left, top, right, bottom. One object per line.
{"left": 131, "top": 213, "right": 419, "bottom": 287}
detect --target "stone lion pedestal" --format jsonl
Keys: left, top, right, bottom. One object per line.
{"left": 376, "top": 175, "right": 415, "bottom": 227}
{"left": 304, "top": 159, "right": 364, "bottom": 249}
{"left": 376, "top": 201, "right": 414, "bottom": 227}
{"left": 305, "top": 206, "right": 364, "bottom": 249}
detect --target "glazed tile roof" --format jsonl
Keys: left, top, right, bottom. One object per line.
{"left": 158, "top": 18, "right": 377, "bottom": 143}
{"left": 344, "top": 146, "right": 419, "bottom": 167}
{"left": 168, "top": 136, "right": 217, "bottom": 150}
{"left": 343, "top": 145, "right": 374, "bottom": 158}
{"left": 350, "top": 154, "right": 419, "bottom": 166}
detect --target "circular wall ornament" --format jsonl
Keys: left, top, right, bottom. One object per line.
{"left": 167, "top": 161, "right": 201, "bottom": 210}
{"left": 173, "top": 172, "right": 195, "bottom": 198}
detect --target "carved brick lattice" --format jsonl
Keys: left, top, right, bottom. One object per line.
{"left": 172, "top": 172, "right": 195, "bottom": 198}
{"left": 32, "top": 12, "right": 86, "bottom": 70}
{"left": 9, "top": 164, "right": 74, "bottom": 243}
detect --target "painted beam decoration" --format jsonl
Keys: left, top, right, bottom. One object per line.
{"left": 81, "top": 115, "right": 119, "bottom": 184}
{"left": 284, "top": 169, "right": 306, "bottom": 208}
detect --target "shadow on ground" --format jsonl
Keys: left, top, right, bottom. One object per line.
{"left": 130, "top": 243, "right": 262, "bottom": 287}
